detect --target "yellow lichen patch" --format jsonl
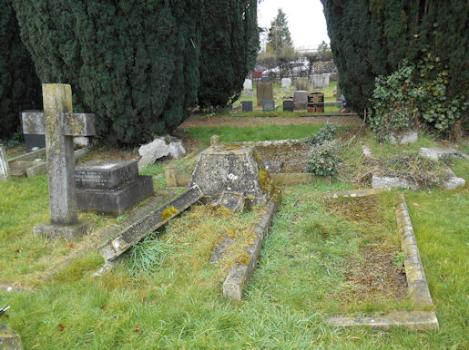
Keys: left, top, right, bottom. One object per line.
{"left": 161, "top": 206, "right": 178, "bottom": 221}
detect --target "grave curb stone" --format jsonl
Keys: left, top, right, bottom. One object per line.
{"left": 223, "top": 199, "right": 279, "bottom": 300}
{"left": 0, "top": 325, "right": 23, "bottom": 350}
{"left": 33, "top": 221, "right": 89, "bottom": 241}
{"left": 0, "top": 145, "right": 9, "bottom": 181}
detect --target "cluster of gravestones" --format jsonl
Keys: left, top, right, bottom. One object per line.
{"left": 241, "top": 75, "right": 338, "bottom": 113}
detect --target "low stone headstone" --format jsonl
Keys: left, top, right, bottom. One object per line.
{"left": 0, "top": 145, "right": 9, "bottom": 181}
{"left": 295, "top": 77, "right": 309, "bottom": 91}
{"left": 294, "top": 90, "right": 308, "bottom": 110}
{"left": 283, "top": 99, "right": 294, "bottom": 112}
{"left": 0, "top": 325, "right": 23, "bottom": 350}
{"left": 256, "top": 81, "right": 273, "bottom": 106}
{"left": 75, "top": 160, "right": 153, "bottom": 215}
{"left": 138, "top": 136, "right": 186, "bottom": 169}
{"left": 22, "top": 84, "right": 96, "bottom": 239}
{"left": 262, "top": 99, "right": 275, "bottom": 112}
{"left": 243, "top": 79, "right": 253, "bottom": 91}
{"left": 241, "top": 101, "right": 253, "bottom": 112}
{"left": 281, "top": 78, "right": 292, "bottom": 89}
{"left": 389, "top": 131, "right": 418, "bottom": 144}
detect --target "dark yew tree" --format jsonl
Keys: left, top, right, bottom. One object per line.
{"left": 0, "top": 0, "right": 40, "bottom": 140}
{"left": 322, "top": 0, "right": 469, "bottom": 116}
{"left": 11, "top": 0, "right": 202, "bottom": 145}
{"left": 198, "top": 0, "right": 259, "bottom": 108}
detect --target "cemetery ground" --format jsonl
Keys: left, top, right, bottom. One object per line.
{"left": 0, "top": 123, "right": 468, "bottom": 348}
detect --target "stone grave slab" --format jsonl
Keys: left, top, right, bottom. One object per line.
{"left": 100, "top": 185, "right": 204, "bottom": 261}
{"left": 75, "top": 160, "right": 153, "bottom": 215}
{"left": 256, "top": 81, "right": 273, "bottom": 106}
{"left": 294, "top": 90, "right": 308, "bottom": 110}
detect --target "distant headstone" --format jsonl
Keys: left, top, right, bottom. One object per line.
{"left": 256, "top": 81, "right": 274, "bottom": 106}
{"left": 294, "top": 91, "right": 308, "bottom": 110}
{"left": 310, "top": 73, "right": 330, "bottom": 89}
{"left": 283, "top": 99, "right": 294, "bottom": 112}
{"left": 0, "top": 145, "right": 9, "bottom": 181}
{"left": 295, "top": 77, "right": 309, "bottom": 91}
{"left": 281, "top": 78, "right": 292, "bottom": 89}
{"left": 22, "top": 111, "right": 46, "bottom": 151}
{"left": 262, "top": 99, "right": 275, "bottom": 112}
{"left": 243, "top": 79, "right": 253, "bottom": 91}
{"left": 75, "top": 160, "right": 154, "bottom": 215}
{"left": 22, "top": 84, "right": 96, "bottom": 239}
{"left": 242, "top": 101, "right": 253, "bottom": 112}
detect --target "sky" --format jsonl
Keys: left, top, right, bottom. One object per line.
{"left": 258, "top": 0, "right": 330, "bottom": 50}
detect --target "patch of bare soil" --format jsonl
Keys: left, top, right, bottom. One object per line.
{"left": 343, "top": 245, "right": 407, "bottom": 301}
{"left": 179, "top": 115, "right": 363, "bottom": 129}
{"left": 255, "top": 143, "right": 310, "bottom": 173}
{"left": 325, "top": 195, "right": 383, "bottom": 225}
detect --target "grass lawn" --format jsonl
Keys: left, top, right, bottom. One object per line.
{"left": 0, "top": 126, "right": 468, "bottom": 349}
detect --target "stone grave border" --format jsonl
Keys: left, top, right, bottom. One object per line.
{"left": 325, "top": 191, "right": 439, "bottom": 331}
{"left": 222, "top": 197, "right": 279, "bottom": 300}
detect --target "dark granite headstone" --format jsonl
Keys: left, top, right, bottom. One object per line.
{"left": 75, "top": 160, "right": 153, "bottom": 215}
{"left": 262, "top": 99, "right": 275, "bottom": 112}
{"left": 241, "top": 101, "right": 253, "bottom": 112}
{"left": 283, "top": 100, "right": 294, "bottom": 112}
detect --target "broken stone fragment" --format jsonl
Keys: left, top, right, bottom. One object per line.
{"left": 389, "top": 131, "right": 418, "bottom": 144}
{"left": 0, "top": 325, "right": 23, "bottom": 350}
{"left": 371, "top": 175, "right": 418, "bottom": 190}
{"left": 138, "top": 136, "right": 186, "bottom": 169}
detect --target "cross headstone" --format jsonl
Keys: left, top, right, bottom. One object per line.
{"left": 22, "top": 84, "right": 96, "bottom": 239}
{"left": 0, "top": 145, "right": 9, "bottom": 181}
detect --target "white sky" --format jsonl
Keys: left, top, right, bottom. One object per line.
{"left": 258, "top": 0, "right": 330, "bottom": 50}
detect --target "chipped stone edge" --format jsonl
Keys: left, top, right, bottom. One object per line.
{"left": 327, "top": 194, "right": 438, "bottom": 331}
{"left": 222, "top": 199, "right": 279, "bottom": 300}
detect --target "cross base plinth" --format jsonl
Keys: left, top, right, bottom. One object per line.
{"left": 33, "top": 221, "right": 90, "bottom": 240}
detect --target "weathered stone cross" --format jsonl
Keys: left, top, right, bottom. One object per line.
{"left": 22, "top": 84, "right": 95, "bottom": 239}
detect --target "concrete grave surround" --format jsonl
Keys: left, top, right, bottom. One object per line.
{"left": 0, "top": 145, "right": 9, "bottom": 181}
{"left": 23, "top": 84, "right": 96, "bottom": 240}
{"left": 293, "top": 90, "right": 308, "bottom": 110}
{"left": 75, "top": 160, "right": 154, "bottom": 215}
{"left": 138, "top": 136, "right": 186, "bottom": 169}
{"left": 256, "top": 81, "right": 274, "bottom": 106}
{"left": 0, "top": 325, "right": 23, "bottom": 350}
{"left": 243, "top": 79, "right": 253, "bottom": 90}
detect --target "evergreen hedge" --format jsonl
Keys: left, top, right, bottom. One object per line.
{"left": 322, "top": 0, "right": 468, "bottom": 118}
{"left": 0, "top": 0, "right": 40, "bottom": 140}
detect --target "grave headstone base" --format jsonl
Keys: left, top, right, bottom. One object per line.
{"left": 76, "top": 176, "right": 154, "bottom": 215}
{"left": 33, "top": 221, "right": 89, "bottom": 240}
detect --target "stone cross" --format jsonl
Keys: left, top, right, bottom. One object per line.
{"left": 22, "top": 84, "right": 95, "bottom": 239}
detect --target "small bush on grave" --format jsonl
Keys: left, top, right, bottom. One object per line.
{"left": 306, "top": 124, "right": 337, "bottom": 146}
{"left": 307, "top": 141, "right": 340, "bottom": 177}
{"left": 369, "top": 54, "right": 468, "bottom": 141}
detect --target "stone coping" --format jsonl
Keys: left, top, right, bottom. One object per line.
{"left": 327, "top": 194, "right": 438, "bottom": 331}
{"left": 222, "top": 198, "right": 279, "bottom": 300}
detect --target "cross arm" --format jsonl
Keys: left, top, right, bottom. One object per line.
{"left": 22, "top": 111, "right": 96, "bottom": 136}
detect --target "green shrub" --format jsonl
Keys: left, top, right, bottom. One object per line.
{"left": 370, "top": 54, "right": 468, "bottom": 140}
{"left": 307, "top": 141, "right": 340, "bottom": 177}
{"left": 306, "top": 124, "right": 337, "bottom": 145}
